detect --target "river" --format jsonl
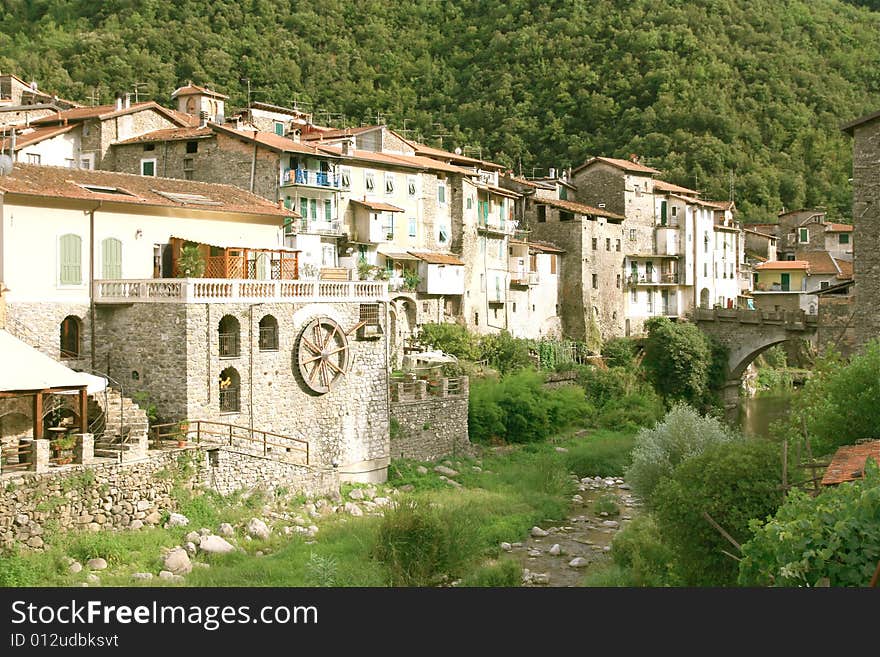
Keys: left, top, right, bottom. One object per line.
{"left": 738, "top": 392, "right": 794, "bottom": 439}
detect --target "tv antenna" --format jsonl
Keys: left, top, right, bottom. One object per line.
{"left": 131, "top": 82, "right": 148, "bottom": 104}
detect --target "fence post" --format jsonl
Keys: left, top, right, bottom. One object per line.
{"left": 74, "top": 433, "right": 94, "bottom": 465}
{"left": 30, "top": 438, "right": 50, "bottom": 473}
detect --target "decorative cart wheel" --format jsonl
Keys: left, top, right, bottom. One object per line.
{"left": 296, "top": 316, "right": 351, "bottom": 394}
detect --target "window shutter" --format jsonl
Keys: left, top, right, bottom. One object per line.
{"left": 324, "top": 200, "right": 332, "bottom": 221}
{"left": 102, "top": 238, "right": 122, "bottom": 279}
{"left": 60, "top": 234, "right": 82, "bottom": 285}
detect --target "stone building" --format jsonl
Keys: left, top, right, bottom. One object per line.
{"left": 843, "top": 108, "right": 880, "bottom": 350}
{"left": 0, "top": 163, "right": 392, "bottom": 482}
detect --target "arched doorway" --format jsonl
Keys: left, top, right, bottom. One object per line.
{"left": 700, "top": 288, "right": 710, "bottom": 309}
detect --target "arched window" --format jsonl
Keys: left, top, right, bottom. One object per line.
{"left": 219, "top": 367, "right": 240, "bottom": 413}
{"left": 218, "top": 315, "right": 240, "bottom": 358}
{"left": 59, "top": 234, "right": 82, "bottom": 285}
{"left": 60, "top": 316, "right": 82, "bottom": 358}
{"left": 258, "top": 315, "right": 279, "bottom": 351}
{"left": 101, "top": 237, "right": 122, "bottom": 278}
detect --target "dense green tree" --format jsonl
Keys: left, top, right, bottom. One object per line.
{"left": 0, "top": 1, "right": 877, "bottom": 219}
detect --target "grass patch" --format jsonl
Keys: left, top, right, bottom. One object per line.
{"left": 562, "top": 430, "right": 636, "bottom": 477}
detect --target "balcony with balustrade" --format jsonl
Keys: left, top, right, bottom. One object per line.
{"left": 281, "top": 168, "right": 341, "bottom": 189}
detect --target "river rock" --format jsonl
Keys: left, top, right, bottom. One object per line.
{"left": 344, "top": 502, "right": 364, "bottom": 517}
{"left": 531, "top": 573, "right": 551, "bottom": 585}
{"left": 416, "top": 466, "right": 428, "bottom": 475}
{"left": 185, "top": 531, "right": 201, "bottom": 545}
{"left": 15, "top": 513, "right": 29, "bottom": 525}
{"left": 69, "top": 561, "right": 83, "bottom": 574}
{"left": 618, "top": 483, "right": 631, "bottom": 490}
{"left": 373, "top": 497, "right": 390, "bottom": 507}
{"left": 500, "top": 542, "right": 513, "bottom": 552}
{"left": 144, "top": 511, "right": 161, "bottom": 525}
{"left": 131, "top": 572, "right": 153, "bottom": 581}
{"left": 27, "top": 536, "right": 44, "bottom": 549}
{"left": 86, "top": 574, "right": 100, "bottom": 585}
{"left": 163, "top": 547, "right": 191, "bottom": 575}
{"left": 527, "top": 548, "right": 542, "bottom": 557}
{"left": 602, "top": 520, "right": 619, "bottom": 529}
{"left": 569, "top": 557, "right": 589, "bottom": 568}
{"left": 434, "top": 465, "right": 459, "bottom": 477}
{"left": 217, "top": 523, "right": 235, "bottom": 537}
{"left": 348, "top": 488, "right": 365, "bottom": 500}
{"left": 185, "top": 542, "right": 197, "bottom": 556}
{"left": 87, "top": 558, "right": 107, "bottom": 571}
{"left": 554, "top": 447, "right": 569, "bottom": 453}
{"left": 246, "top": 518, "right": 271, "bottom": 540}
{"left": 129, "top": 519, "right": 144, "bottom": 530}
{"left": 199, "top": 535, "right": 236, "bottom": 554}
{"left": 549, "top": 544, "right": 562, "bottom": 556}
{"left": 158, "top": 570, "right": 174, "bottom": 580}
{"left": 166, "top": 513, "right": 189, "bottom": 528}
{"left": 530, "top": 526, "right": 549, "bottom": 538}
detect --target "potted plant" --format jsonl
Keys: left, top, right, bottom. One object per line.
{"left": 176, "top": 420, "right": 190, "bottom": 448}
{"left": 50, "top": 433, "right": 76, "bottom": 463}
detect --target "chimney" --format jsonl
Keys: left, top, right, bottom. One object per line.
{"left": 341, "top": 139, "right": 352, "bottom": 156}
{"left": 199, "top": 110, "right": 209, "bottom": 128}
{"left": 549, "top": 167, "right": 556, "bottom": 179}
{"left": 115, "top": 93, "right": 123, "bottom": 111}
{"left": 124, "top": 93, "right": 131, "bottom": 109}
{"left": 629, "top": 153, "right": 640, "bottom": 164}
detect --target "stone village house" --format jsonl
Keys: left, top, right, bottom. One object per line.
{"left": 0, "top": 163, "right": 392, "bottom": 482}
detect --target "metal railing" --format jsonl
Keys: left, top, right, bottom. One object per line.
{"left": 150, "top": 419, "right": 309, "bottom": 464}
{"left": 218, "top": 332, "right": 240, "bottom": 358}
{"left": 219, "top": 387, "right": 240, "bottom": 413}
{"left": 282, "top": 168, "right": 340, "bottom": 188}
{"left": 258, "top": 326, "right": 278, "bottom": 351}
{"left": 300, "top": 218, "right": 342, "bottom": 235}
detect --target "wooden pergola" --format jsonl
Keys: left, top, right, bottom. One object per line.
{"left": 0, "top": 385, "right": 88, "bottom": 439}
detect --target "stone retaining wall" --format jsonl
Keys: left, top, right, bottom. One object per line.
{"left": 389, "top": 396, "right": 471, "bottom": 461}
{"left": 0, "top": 445, "right": 339, "bottom": 551}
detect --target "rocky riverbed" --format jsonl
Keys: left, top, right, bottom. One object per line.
{"left": 509, "top": 475, "right": 640, "bottom": 587}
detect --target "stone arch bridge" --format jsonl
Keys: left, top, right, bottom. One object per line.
{"left": 692, "top": 307, "right": 818, "bottom": 416}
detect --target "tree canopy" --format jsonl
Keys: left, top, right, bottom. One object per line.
{"left": 2, "top": 0, "right": 879, "bottom": 220}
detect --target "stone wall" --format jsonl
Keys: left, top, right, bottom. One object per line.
{"left": 6, "top": 301, "right": 91, "bottom": 368}
{"left": 817, "top": 292, "right": 858, "bottom": 357}
{"left": 389, "top": 383, "right": 470, "bottom": 461}
{"left": 851, "top": 117, "right": 880, "bottom": 349}
{"left": 0, "top": 445, "right": 339, "bottom": 550}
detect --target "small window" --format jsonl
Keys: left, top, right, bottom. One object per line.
{"left": 438, "top": 184, "right": 446, "bottom": 204}
{"left": 631, "top": 288, "right": 637, "bottom": 303}
{"left": 408, "top": 217, "right": 417, "bottom": 238}
{"left": 258, "top": 315, "right": 279, "bottom": 351}
{"left": 820, "top": 281, "right": 830, "bottom": 290}
{"left": 274, "top": 122, "right": 284, "bottom": 136}
{"left": 324, "top": 199, "right": 332, "bottom": 222}
{"left": 512, "top": 302, "right": 517, "bottom": 313}
{"left": 65, "top": 158, "right": 76, "bottom": 168}
{"left": 140, "top": 159, "right": 156, "bottom": 176}
{"left": 60, "top": 316, "right": 82, "bottom": 359}
{"left": 629, "top": 229, "right": 637, "bottom": 241}
{"left": 219, "top": 367, "right": 241, "bottom": 413}
{"left": 616, "top": 239, "right": 621, "bottom": 252}
{"left": 26, "top": 153, "right": 40, "bottom": 164}
{"left": 537, "top": 205, "right": 546, "bottom": 223}
{"left": 385, "top": 173, "right": 395, "bottom": 195}
{"left": 183, "top": 157, "right": 194, "bottom": 171}
{"left": 559, "top": 211, "right": 573, "bottom": 222}
{"left": 606, "top": 238, "right": 611, "bottom": 251}
{"left": 341, "top": 168, "right": 351, "bottom": 190}
{"left": 592, "top": 273, "right": 598, "bottom": 289}
{"left": 616, "top": 274, "right": 621, "bottom": 289}
{"left": 360, "top": 303, "right": 380, "bottom": 326}
{"left": 218, "top": 315, "right": 241, "bottom": 358}
{"left": 143, "top": 143, "right": 155, "bottom": 152}
{"left": 799, "top": 228, "right": 809, "bottom": 243}
{"left": 365, "top": 172, "right": 375, "bottom": 191}
{"left": 839, "top": 233, "right": 850, "bottom": 245}
{"left": 466, "top": 197, "right": 473, "bottom": 210}
{"left": 592, "top": 238, "right": 597, "bottom": 250}
{"left": 474, "top": 311, "right": 479, "bottom": 326}
{"left": 408, "top": 177, "right": 417, "bottom": 196}
{"left": 438, "top": 225, "right": 448, "bottom": 244}
{"left": 186, "top": 141, "right": 198, "bottom": 154}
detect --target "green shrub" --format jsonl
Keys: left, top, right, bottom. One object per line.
{"left": 738, "top": 459, "right": 880, "bottom": 587}
{"left": 372, "top": 497, "right": 480, "bottom": 586}
{"left": 652, "top": 439, "right": 783, "bottom": 586}
{"left": 478, "top": 331, "right": 535, "bottom": 374}
{"left": 0, "top": 551, "right": 41, "bottom": 586}
{"left": 610, "top": 514, "right": 679, "bottom": 586}
{"left": 597, "top": 391, "right": 664, "bottom": 432}
{"left": 593, "top": 492, "right": 620, "bottom": 516}
{"left": 564, "top": 431, "right": 636, "bottom": 477}
{"left": 460, "top": 559, "right": 522, "bottom": 587}
{"left": 602, "top": 337, "right": 639, "bottom": 369}
{"left": 418, "top": 323, "right": 480, "bottom": 360}
{"left": 776, "top": 341, "right": 880, "bottom": 456}
{"left": 625, "top": 403, "right": 739, "bottom": 503}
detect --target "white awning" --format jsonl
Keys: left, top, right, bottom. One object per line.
{"left": 0, "top": 330, "right": 102, "bottom": 393}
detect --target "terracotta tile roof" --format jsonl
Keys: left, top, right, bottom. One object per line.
{"left": 171, "top": 83, "right": 229, "bottom": 100}
{"left": 754, "top": 260, "right": 810, "bottom": 271}
{"left": 796, "top": 251, "right": 839, "bottom": 275}
{"left": 653, "top": 180, "right": 700, "bottom": 195}
{"left": 529, "top": 240, "right": 565, "bottom": 254}
{"left": 351, "top": 199, "right": 405, "bottom": 213}
{"left": 573, "top": 156, "right": 660, "bottom": 175}
{"left": 486, "top": 184, "right": 521, "bottom": 199}
{"left": 316, "top": 144, "right": 472, "bottom": 175}
{"left": 704, "top": 199, "right": 735, "bottom": 211}
{"left": 0, "top": 163, "right": 295, "bottom": 220}
{"left": 390, "top": 132, "right": 507, "bottom": 171}
{"left": 536, "top": 197, "right": 625, "bottom": 221}
{"left": 836, "top": 259, "right": 853, "bottom": 280}
{"left": 0, "top": 123, "right": 76, "bottom": 150}
{"left": 114, "top": 126, "right": 215, "bottom": 145}
{"left": 824, "top": 223, "right": 854, "bottom": 233}
{"left": 32, "top": 101, "right": 194, "bottom": 127}
{"left": 212, "top": 124, "right": 325, "bottom": 155}
{"left": 744, "top": 228, "right": 777, "bottom": 240}
{"left": 821, "top": 441, "right": 880, "bottom": 486}
{"left": 408, "top": 251, "right": 464, "bottom": 265}
{"left": 302, "top": 125, "right": 381, "bottom": 140}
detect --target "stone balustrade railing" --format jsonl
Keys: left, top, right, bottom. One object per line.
{"left": 390, "top": 376, "right": 469, "bottom": 402}
{"left": 94, "top": 278, "right": 389, "bottom": 304}
{"left": 692, "top": 307, "right": 818, "bottom": 328}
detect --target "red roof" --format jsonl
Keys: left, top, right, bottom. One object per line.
{"left": 212, "top": 124, "right": 324, "bottom": 155}
{"left": 114, "top": 126, "right": 214, "bottom": 145}
{"left": 825, "top": 223, "right": 854, "bottom": 233}
{"left": 301, "top": 124, "right": 380, "bottom": 140}
{"left": 754, "top": 260, "right": 810, "bottom": 271}
{"left": 32, "top": 101, "right": 194, "bottom": 127}
{"left": 837, "top": 259, "right": 853, "bottom": 280}
{"left": 573, "top": 156, "right": 660, "bottom": 175}
{"left": 654, "top": 180, "right": 699, "bottom": 195}
{"left": 0, "top": 124, "right": 76, "bottom": 150}
{"left": 796, "top": 251, "right": 839, "bottom": 275}
{"left": 171, "top": 83, "right": 229, "bottom": 100}
{"left": 351, "top": 199, "right": 405, "bottom": 213}
{"left": 536, "top": 197, "right": 625, "bottom": 221}
{"left": 821, "top": 440, "right": 880, "bottom": 486}
{"left": 408, "top": 251, "right": 464, "bottom": 265}
{"left": 0, "top": 163, "right": 296, "bottom": 219}
{"left": 529, "top": 241, "right": 565, "bottom": 254}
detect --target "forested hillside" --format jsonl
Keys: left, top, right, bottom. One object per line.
{"left": 1, "top": 0, "right": 879, "bottom": 221}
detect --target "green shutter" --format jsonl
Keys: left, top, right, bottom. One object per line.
{"left": 438, "top": 185, "right": 445, "bottom": 203}
{"left": 660, "top": 201, "right": 667, "bottom": 225}
{"left": 60, "top": 234, "right": 82, "bottom": 285}
{"left": 324, "top": 200, "right": 332, "bottom": 221}
{"left": 310, "top": 198, "right": 317, "bottom": 220}
{"left": 101, "top": 237, "right": 122, "bottom": 279}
